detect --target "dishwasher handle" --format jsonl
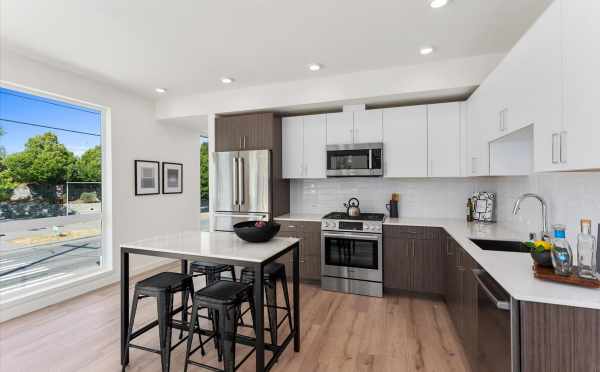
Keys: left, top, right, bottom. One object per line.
{"left": 473, "top": 269, "right": 510, "bottom": 311}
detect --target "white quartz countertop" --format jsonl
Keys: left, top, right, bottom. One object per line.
{"left": 121, "top": 231, "right": 300, "bottom": 264}
{"left": 275, "top": 213, "right": 324, "bottom": 222}
{"left": 385, "top": 218, "right": 600, "bottom": 310}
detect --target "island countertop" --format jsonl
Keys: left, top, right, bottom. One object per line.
{"left": 120, "top": 230, "right": 300, "bottom": 264}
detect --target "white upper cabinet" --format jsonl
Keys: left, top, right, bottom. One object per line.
{"left": 282, "top": 116, "right": 305, "bottom": 179}
{"left": 302, "top": 114, "right": 327, "bottom": 178}
{"left": 382, "top": 106, "right": 428, "bottom": 178}
{"left": 527, "top": 0, "right": 563, "bottom": 172}
{"left": 353, "top": 109, "right": 383, "bottom": 143}
{"left": 427, "top": 103, "right": 461, "bottom": 177}
{"left": 326, "top": 112, "right": 354, "bottom": 145}
{"left": 466, "top": 91, "right": 490, "bottom": 176}
{"left": 282, "top": 114, "right": 327, "bottom": 179}
{"left": 561, "top": 0, "right": 600, "bottom": 170}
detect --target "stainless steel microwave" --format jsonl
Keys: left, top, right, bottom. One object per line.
{"left": 326, "top": 143, "right": 383, "bottom": 177}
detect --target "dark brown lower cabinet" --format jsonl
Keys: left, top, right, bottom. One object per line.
{"left": 413, "top": 239, "right": 445, "bottom": 294}
{"left": 445, "top": 238, "right": 462, "bottom": 327}
{"left": 520, "top": 301, "right": 600, "bottom": 372}
{"left": 383, "top": 226, "right": 445, "bottom": 295}
{"left": 383, "top": 236, "right": 413, "bottom": 291}
{"left": 276, "top": 220, "right": 321, "bottom": 282}
{"left": 444, "top": 236, "right": 478, "bottom": 371}
{"left": 461, "top": 250, "right": 478, "bottom": 370}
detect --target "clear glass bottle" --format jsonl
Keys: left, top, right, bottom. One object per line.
{"left": 577, "top": 219, "right": 597, "bottom": 280}
{"left": 551, "top": 224, "right": 573, "bottom": 276}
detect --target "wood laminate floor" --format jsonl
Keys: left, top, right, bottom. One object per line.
{"left": 0, "top": 264, "right": 470, "bottom": 372}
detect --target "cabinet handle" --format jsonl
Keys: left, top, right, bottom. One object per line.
{"left": 552, "top": 133, "right": 560, "bottom": 164}
{"left": 560, "top": 131, "right": 567, "bottom": 164}
{"left": 287, "top": 225, "right": 297, "bottom": 229}
{"left": 243, "top": 136, "right": 246, "bottom": 149}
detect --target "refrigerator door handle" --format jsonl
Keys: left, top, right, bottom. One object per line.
{"left": 232, "top": 157, "right": 239, "bottom": 205}
{"left": 238, "top": 157, "right": 245, "bottom": 205}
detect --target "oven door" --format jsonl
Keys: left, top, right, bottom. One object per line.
{"left": 326, "top": 144, "right": 383, "bottom": 177}
{"left": 321, "top": 231, "right": 382, "bottom": 282}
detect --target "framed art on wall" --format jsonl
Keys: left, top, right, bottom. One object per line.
{"left": 134, "top": 160, "right": 160, "bottom": 195}
{"left": 471, "top": 192, "right": 496, "bottom": 222}
{"left": 162, "top": 162, "right": 183, "bottom": 194}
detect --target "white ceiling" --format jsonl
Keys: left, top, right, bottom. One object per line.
{"left": 1, "top": 0, "right": 553, "bottom": 99}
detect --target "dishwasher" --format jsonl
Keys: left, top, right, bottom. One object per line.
{"left": 473, "top": 269, "right": 520, "bottom": 372}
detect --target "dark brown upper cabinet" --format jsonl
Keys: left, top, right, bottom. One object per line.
{"left": 215, "top": 112, "right": 277, "bottom": 152}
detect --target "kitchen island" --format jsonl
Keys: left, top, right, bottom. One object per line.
{"left": 120, "top": 231, "right": 301, "bottom": 372}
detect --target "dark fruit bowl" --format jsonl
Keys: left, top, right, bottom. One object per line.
{"left": 233, "top": 221, "right": 281, "bottom": 243}
{"left": 531, "top": 250, "right": 553, "bottom": 268}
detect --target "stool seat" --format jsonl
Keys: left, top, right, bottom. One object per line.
{"left": 136, "top": 272, "right": 192, "bottom": 293}
{"left": 195, "top": 280, "right": 252, "bottom": 306}
{"left": 240, "top": 262, "right": 284, "bottom": 282}
{"left": 190, "top": 261, "right": 232, "bottom": 273}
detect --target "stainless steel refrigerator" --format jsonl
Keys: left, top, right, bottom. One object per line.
{"left": 213, "top": 150, "right": 271, "bottom": 231}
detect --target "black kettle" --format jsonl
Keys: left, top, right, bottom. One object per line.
{"left": 344, "top": 197, "right": 361, "bottom": 217}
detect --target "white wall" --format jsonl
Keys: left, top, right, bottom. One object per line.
{"left": 0, "top": 51, "right": 202, "bottom": 320}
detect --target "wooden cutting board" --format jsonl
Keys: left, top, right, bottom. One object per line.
{"left": 533, "top": 264, "right": 600, "bottom": 288}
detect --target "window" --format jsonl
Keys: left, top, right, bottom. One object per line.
{"left": 0, "top": 86, "right": 105, "bottom": 298}
{"left": 200, "top": 136, "right": 209, "bottom": 231}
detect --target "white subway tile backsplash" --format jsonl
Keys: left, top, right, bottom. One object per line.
{"left": 290, "top": 171, "right": 600, "bottom": 248}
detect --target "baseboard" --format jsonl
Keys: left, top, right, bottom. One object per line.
{"left": 0, "top": 258, "right": 174, "bottom": 323}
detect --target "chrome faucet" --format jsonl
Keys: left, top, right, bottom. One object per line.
{"left": 512, "top": 193, "right": 550, "bottom": 241}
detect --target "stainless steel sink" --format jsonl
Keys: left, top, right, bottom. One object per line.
{"left": 470, "top": 239, "right": 529, "bottom": 253}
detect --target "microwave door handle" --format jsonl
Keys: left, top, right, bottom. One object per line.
{"left": 368, "top": 149, "right": 372, "bottom": 169}
{"left": 473, "top": 269, "right": 510, "bottom": 311}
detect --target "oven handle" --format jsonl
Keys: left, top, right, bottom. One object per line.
{"left": 473, "top": 269, "right": 510, "bottom": 311}
{"left": 323, "top": 232, "right": 380, "bottom": 241}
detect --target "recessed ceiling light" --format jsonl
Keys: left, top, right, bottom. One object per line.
{"left": 308, "top": 63, "right": 322, "bottom": 72}
{"left": 155, "top": 87, "right": 167, "bottom": 94}
{"left": 429, "top": 0, "right": 450, "bottom": 9}
{"left": 420, "top": 46, "right": 435, "bottom": 55}
{"left": 221, "top": 77, "right": 234, "bottom": 84}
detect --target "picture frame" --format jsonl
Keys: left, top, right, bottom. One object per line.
{"left": 162, "top": 162, "right": 183, "bottom": 194}
{"left": 134, "top": 160, "right": 160, "bottom": 195}
{"left": 471, "top": 192, "right": 496, "bottom": 222}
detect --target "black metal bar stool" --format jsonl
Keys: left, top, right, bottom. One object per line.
{"left": 190, "top": 261, "right": 237, "bottom": 285}
{"left": 240, "top": 262, "right": 293, "bottom": 347}
{"left": 184, "top": 280, "right": 256, "bottom": 372}
{"left": 189, "top": 261, "right": 239, "bottom": 342}
{"left": 125, "top": 272, "right": 202, "bottom": 372}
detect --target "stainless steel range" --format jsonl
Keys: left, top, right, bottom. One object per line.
{"left": 321, "top": 212, "right": 384, "bottom": 297}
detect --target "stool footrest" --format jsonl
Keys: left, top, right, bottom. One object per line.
{"left": 129, "top": 344, "right": 161, "bottom": 355}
